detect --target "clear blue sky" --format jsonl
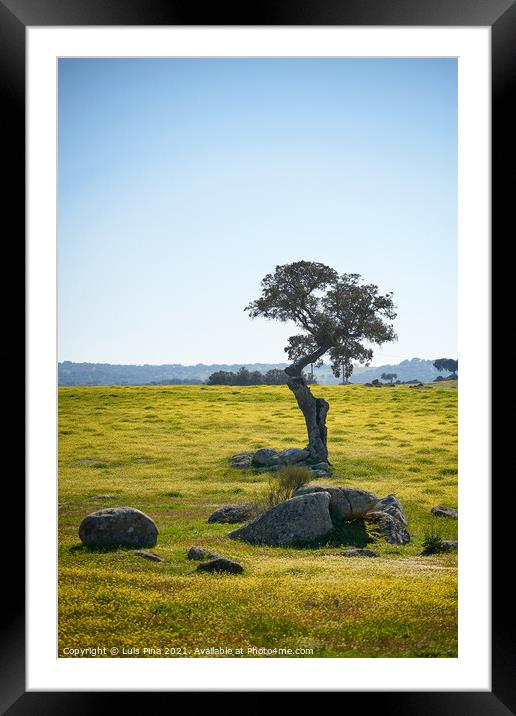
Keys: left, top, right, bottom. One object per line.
{"left": 58, "top": 58, "right": 457, "bottom": 366}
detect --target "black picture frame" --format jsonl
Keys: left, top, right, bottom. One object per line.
{"left": 3, "top": 0, "right": 507, "bottom": 710}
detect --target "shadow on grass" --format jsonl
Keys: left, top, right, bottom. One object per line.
{"left": 68, "top": 543, "right": 149, "bottom": 554}
{"left": 294, "top": 517, "right": 377, "bottom": 550}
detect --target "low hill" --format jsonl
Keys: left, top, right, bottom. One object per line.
{"left": 58, "top": 357, "right": 452, "bottom": 386}
{"left": 348, "top": 358, "right": 452, "bottom": 384}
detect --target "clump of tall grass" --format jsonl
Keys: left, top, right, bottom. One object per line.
{"left": 421, "top": 528, "right": 444, "bottom": 555}
{"left": 251, "top": 464, "right": 313, "bottom": 516}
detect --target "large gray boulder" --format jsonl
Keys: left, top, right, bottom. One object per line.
{"left": 207, "top": 503, "right": 254, "bottom": 524}
{"left": 365, "top": 511, "right": 410, "bottom": 545}
{"left": 228, "top": 492, "right": 333, "bottom": 546}
{"left": 377, "top": 494, "right": 407, "bottom": 526}
{"left": 293, "top": 484, "right": 379, "bottom": 520}
{"left": 279, "top": 448, "right": 310, "bottom": 464}
{"left": 294, "top": 485, "right": 345, "bottom": 516}
{"left": 291, "top": 485, "right": 409, "bottom": 546}
{"left": 79, "top": 507, "right": 158, "bottom": 547}
{"left": 252, "top": 448, "right": 280, "bottom": 467}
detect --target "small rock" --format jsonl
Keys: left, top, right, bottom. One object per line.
{"left": 279, "top": 448, "right": 310, "bottom": 464}
{"left": 77, "top": 459, "right": 97, "bottom": 464}
{"left": 132, "top": 550, "right": 164, "bottom": 562}
{"left": 207, "top": 504, "right": 254, "bottom": 524}
{"left": 441, "top": 540, "right": 458, "bottom": 551}
{"left": 187, "top": 546, "right": 223, "bottom": 561}
{"left": 79, "top": 507, "right": 158, "bottom": 548}
{"left": 252, "top": 448, "right": 280, "bottom": 467}
{"left": 229, "top": 492, "right": 332, "bottom": 547}
{"left": 310, "top": 469, "right": 331, "bottom": 478}
{"left": 196, "top": 558, "right": 243, "bottom": 574}
{"left": 229, "top": 452, "right": 253, "bottom": 469}
{"left": 366, "top": 511, "right": 410, "bottom": 545}
{"left": 431, "top": 505, "right": 458, "bottom": 519}
{"left": 90, "top": 494, "right": 117, "bottom": 500}
{"left": 340, "top": 548, "right": 378, "bottom": 558}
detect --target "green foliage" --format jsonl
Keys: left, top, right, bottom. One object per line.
{"left": 258, "top": 465, "right": 313, "bottom": 511}
{"left": 245, "top": 261, "right": 397, "bottom": 377}
{"left": 433, "top": 358, "right": 458, "bottom": 376}
{"left": 264, "top": 369, "right": 289, "bottom": 385}
{"left": 208, "top": 366, "right": 265, "bottom": 386}
{"left": 422, "top": 529, "right": 445, "bottom": 555}
{"left": 208, "top": 367, "right": 288, "bottom": 386}
{"left": 381, "top": 372, "right": 397, "bottom": 384}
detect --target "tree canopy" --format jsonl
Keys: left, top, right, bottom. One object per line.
{"left": 433, "top": 358, "right": 458, "bottom": 375}
{"left": 381, "top": 372, "right": 398, "bottom": 384}
{"left": 245, "top": 261, "right": 397, "bottom": 377}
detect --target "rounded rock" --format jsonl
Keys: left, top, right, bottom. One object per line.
{"left": 229, "top": 452, "right": 253, "bottom": 469}
{"left": 187, "top": 546, "right": 223, "bottom": 561}
{"left": 229, "top": 492, "right": 333, "bottom": 547}
{"left": 431, "top": 505, "right": 458, "bottom": 519}
{"left": 252, "top": 448, "right": 281, "bottom": 467}
{"left": 207, "top": 504, "right": 254, "bottom": 524}
{"left": 79, "top": 507, "right": 158, "bottom": 548}
{"left": 196, "top": 558, "right": 243, "bottom": 574}
{"left": 279, "top": 448, "right": 310, "bottom": 464}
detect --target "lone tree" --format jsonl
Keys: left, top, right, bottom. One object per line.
{"left": 245, "top": 261, "right": 397, "bottom": 463}
{"left": 381, "top": 372, "right": 397, "bottom": 384}
{"left": 433, "top": 358, "right": 458, "bottom": 378}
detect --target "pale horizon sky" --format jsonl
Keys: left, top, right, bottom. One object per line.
{"left": 58, "top": 58, "right": 457, "bottom": 367}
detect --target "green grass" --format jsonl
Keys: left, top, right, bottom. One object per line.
{"left": 58, "top": 381, "right": 458, "bottom": 658}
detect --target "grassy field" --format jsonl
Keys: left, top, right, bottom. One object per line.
{"left": 58, "top": 382, "right": 458, "bottom": 658}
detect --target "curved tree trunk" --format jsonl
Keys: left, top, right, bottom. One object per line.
{"left": 285, "top": 346, "right": 330, "bottom": 463}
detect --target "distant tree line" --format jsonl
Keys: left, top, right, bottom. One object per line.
{"left": 380, "top": 372, "right": 398, "bottom": 384}
{"left": 207, "top": 366, "right": 317, "bottom": 386}
{"left": 58, "top": 358, "right": 456, "bottom": 386}
{"left": 146, "top": 378, "right": 203, "bottom": 385}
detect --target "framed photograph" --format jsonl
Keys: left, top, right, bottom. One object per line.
{"left": 3, "top": 0, "right": 507, "bottom": 708}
